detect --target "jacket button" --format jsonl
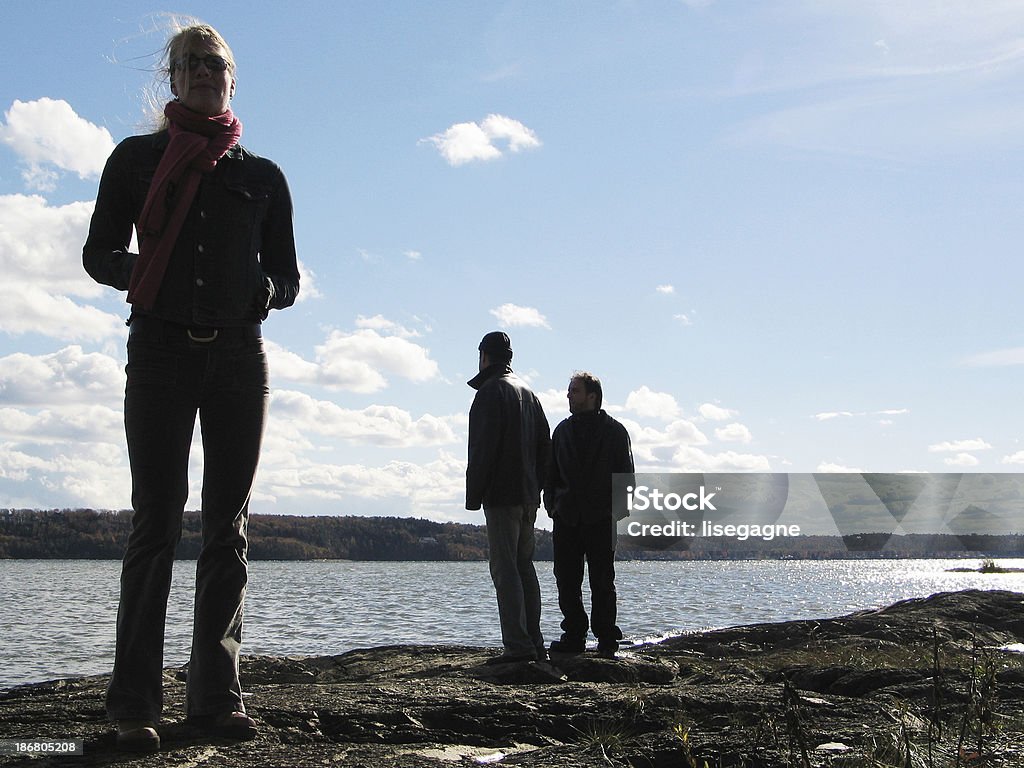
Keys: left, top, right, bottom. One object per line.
{"left": 197, "top": 244, "right": 205, "bottom": 253}
{"left": 196, "top": 278, "right": 204, "bottom": 287}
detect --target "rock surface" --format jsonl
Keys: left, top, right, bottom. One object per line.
{"left": 1, "top": 589, "right": 1022, "bottom": 767}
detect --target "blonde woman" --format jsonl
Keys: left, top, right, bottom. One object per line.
{"left": 83, "top": 22, "right": 299, "bottom": 750}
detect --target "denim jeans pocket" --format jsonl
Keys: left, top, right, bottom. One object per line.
{"left": 222, "top": 341, "right": 269, "bottom": 394}
{"left": 126, "top": 339, "right": 181, "bottom": 391}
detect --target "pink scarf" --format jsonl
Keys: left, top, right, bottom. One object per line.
{"left": 127, "top": 101, "right": 243, "bottom": 309}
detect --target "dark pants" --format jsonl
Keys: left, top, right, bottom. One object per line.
{"left": 483, "top": 505, "right": 544, "bottom": 657}
{"left": 106, "top": 320, "right": 269, "bottom": 722}
{"left": 552, "top": 518, "right": 622, "bottom": 645}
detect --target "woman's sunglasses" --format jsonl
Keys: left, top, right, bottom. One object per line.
{"left": 171, "top": 54, "right": 230, "bottom": 74}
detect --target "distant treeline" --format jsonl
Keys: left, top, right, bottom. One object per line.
{"left": 0, "top": 508, "right": 513, "bottom": 561}
{"left": 1, "top": 509, "right": 1021, "bottom": 561}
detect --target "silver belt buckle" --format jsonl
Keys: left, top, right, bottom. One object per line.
{"left": 187, "top": 328, "right": 219, "bottom": 342}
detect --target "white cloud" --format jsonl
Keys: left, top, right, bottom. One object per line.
{"left": 674, "top": 314, "right": 693, "bottom": 326}
{"left": 0, "top": 99, "right": 114, "bottom": 189}
{"left": 0, "top": 286, "right": 124, "bottom": 341}
{"left": 489, "top": 303, "right": 551, "bottom": 329}
{"left": 269, "top": 325, "right": 440, "bottom": 394}
{"left": 670, "top": 445, "right": 770, "bottom": 472}
{"left": 715, "top": 423, "right": 752, "bottom": 444}
{"left": 0, "top": 346, "right": 133, "bottom": 508}
{"left": 620, "top": 417, "right": 710, "bottom": 468}
{"left": 0, "top": 404, "right": 123, "bottom": 444}
{"left": 1002, "top": 451, "right": 1024, "bottom": 465}
{"left": 257, "top": 450, "right": 466, "bottom": 519}
{"left": 944, "top": 452, "right": 980, "bottom": 467}
{"left": 664, "top": 419, "right": 708, "bottom": 446}
{"left": 355, "top": 314, "right": 422, "bottom": 338}
{"left": 264, "top": 341, "right": 323, "bottom": 386}
{"left": 0, "top": 441, "right": 130, "bottom": 508}
{"left": 699, "top": 403, "right": 737, "bottom": 421}
{"left": 0, "top": 194, "right": 126, "bottom": 340}
{"left": 927, "top": 438, "right": 992, "bottom": 453}
{"left": 537, "top": 388, "right": 568, "bottom": 422}
{"left": 0, "top": 194, "right": 100, "bottom": 291}
{"left": 816, "top": 462, "right": 864, "bottom": 473}
{"left": 270, "top": 390, "right": 458, "bottom": 447}
{"left": 480, "top": 114, "right": 541, "bottom": 153}
{"left": 961, "top": 347, "right": 1024, "bottom": 367}
{"left": 422, "top": 114, "right": 541, "bottom": 166}
{"left": 624, "top": 386, "right": 682, "bottom": 421}
{"left": 0, "top": 356, "right": 129, "bottom": 506}
{"left": 0, "top": 347, "right": 124, "bottom": 407}
{"left": 814, "top": 408, "right": 908, "bottom": 424}
{"left": 295, "top": 258, "right": 321, "bottom": 301}
{"left": 656, "top": 284, "right": 675, "bottom": 294}
{"left": 813, "top": 411, "right": 855, "bottom": 421}
{"left": 0, "top": 445, "right": 51, "bottom": 483}
{"left": 317, "top": 330, "right": 439, "bottom": 392}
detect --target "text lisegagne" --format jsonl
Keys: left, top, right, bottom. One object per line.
{"left": 624, "top": 519, "right": 802, "bottom": 542}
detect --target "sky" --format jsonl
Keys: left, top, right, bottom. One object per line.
{"left": 1, "top": 1, "right": 1023, "bottom": 525}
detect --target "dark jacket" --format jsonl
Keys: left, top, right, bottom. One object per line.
{"left": 466, "top": 364, "right": 551, "bottom": 511}
{"left": 83, "top": 131, "right": 299, "bottom": 326}
{"left": 544, "top": 409, "right": 634, "bottom": 526}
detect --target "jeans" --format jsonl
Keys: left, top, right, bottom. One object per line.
{"left": 552, "top": 518, "right": 622, "bottom": 645}
{"left": 483, "top": 505, "right": 544, "bottom": 657}
{"left": 106, "top": 319, "right": 269, "bottom": 722}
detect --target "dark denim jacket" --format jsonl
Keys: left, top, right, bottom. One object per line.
{"left": 83, "top": 131, "right": 299, "bottom": 326}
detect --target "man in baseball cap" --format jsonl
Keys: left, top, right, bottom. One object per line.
{"left": 466, "top": 332, "right": 551, "bottom": 664}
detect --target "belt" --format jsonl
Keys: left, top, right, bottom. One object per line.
{"left": 127, "top": 315, "right": 262, "bottom": 343}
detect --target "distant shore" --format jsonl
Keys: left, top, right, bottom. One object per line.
{"left": 2, "top": 508, "right": 1023, "bottom": 561}
{"left": 947, "top": 558, "right": 1024, "bottom": 574}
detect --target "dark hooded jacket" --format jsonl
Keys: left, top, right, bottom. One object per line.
{"left": 466, "top": 364, "right": 551, "bottom": 510}
{"left": 544, "top": 409, "right": 634, "bottom": 526}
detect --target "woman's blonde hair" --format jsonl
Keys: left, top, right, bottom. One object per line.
{"left": 147, "top": 19, "right": 236, "bottom": 131}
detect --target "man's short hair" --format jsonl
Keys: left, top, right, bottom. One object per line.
{"left": 572, "top": 370, "right": 602, "bottom": 410}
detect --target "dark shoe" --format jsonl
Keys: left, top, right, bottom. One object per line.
{"left": 116, "top": 720, "right": 160, "bottom": 752}
{"left": 597, "top": 640, "right": 619, "bottom": 659}
{"left": 484, "top": 652, "right": 536, "bottom": 666}
{"left": 194, "top": 711, "right": 258, "bottom": 741}
{"left": 549, "top": 637, "right": 586, "bottom": 654}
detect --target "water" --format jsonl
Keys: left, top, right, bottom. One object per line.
{"left": 2, "top": 558, "right": 1023, "bottom": 689}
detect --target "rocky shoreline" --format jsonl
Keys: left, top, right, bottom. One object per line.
{"left": 1, "top": 589, "right": 1022, "bottom": 767}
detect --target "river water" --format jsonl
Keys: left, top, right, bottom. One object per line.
{"left": 2, "top": 558, "right": 1022, "bottom": 688}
